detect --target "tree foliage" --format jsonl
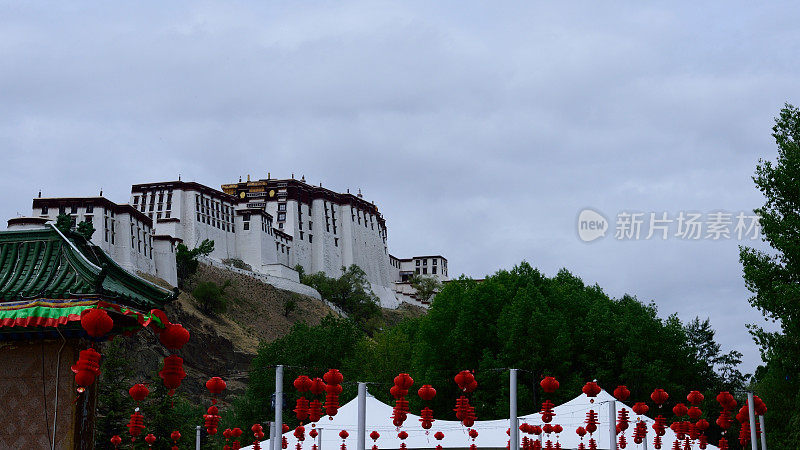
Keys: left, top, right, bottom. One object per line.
{"left": 77, "top": 219, "right": 95, "bottom": 240}
{"left": 740, "top": 103, "right": 800, "bottom": 448}
{"left": 176, "top": 239, "right": 214, "bottom": 288}
{"left": 299, "top": 265, "right": 381, "bottom": 328}
{"left": 409, "top": 274, "right": 442, "bottom": 303}
{"left": 192, "top": 280, "right": 231, "bottom": 315}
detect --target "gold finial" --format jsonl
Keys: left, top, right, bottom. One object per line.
{"left": 247, "top": 174, "right": 250, "bottom": 182}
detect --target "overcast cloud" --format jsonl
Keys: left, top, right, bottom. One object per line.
{"left": 2, "top": 1, "right": 797, "bottom": 373}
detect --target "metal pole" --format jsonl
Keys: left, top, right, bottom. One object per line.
{"left": 196, "top": 425, "right": 201, "bottom": 450}
{"left": 759, "top": 414, "right": 767, "bottom": 450}
{"left": 318, "top": 428, "right": 323, "bottom": 450}
{"left": 608, "top": 400, "right": 617, "bottom": 450}
{"left": 275, "top": 365, "right": 284, "bottom": 450}
{"left": 747, "top": 392, "right": 757, "bottom": 450}
{"left": 642, "top": 431, "right": 647, "bottom": 450}
{"left": 510, "top": 369, "right": 518, "bottom": 450}
{"left": 357, "top": 383, "right": 367, "bottom": 450}
{"left": 270, "top": 421, "right": 276, "bottom": 450}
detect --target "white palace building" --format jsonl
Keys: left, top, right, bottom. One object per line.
{"left": 7, "top": 175, "right": 448, "bottom": 308}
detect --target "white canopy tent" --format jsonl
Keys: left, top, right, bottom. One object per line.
{"left": 243, "top": 389, "right": 718, "bottom": 450}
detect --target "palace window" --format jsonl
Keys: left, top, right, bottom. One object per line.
{"left": 432, "top": 267, "right": 437, "bottom": 275}
{"left": 278, "top": 203, "right": 286, "bottom": 212}
{"left": 334, "top": 238, "right": 338, "bottom": 247}
{"left": 86, "top": 205, "right": 93, "bottom": 213}
{"left": 308, "top": 234, "right": 313, "bottom": 243}
{"left": 41, "top": 206, "right": 48, "bottom": 214}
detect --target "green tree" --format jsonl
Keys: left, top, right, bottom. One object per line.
{"left": 192, "top": 280, "right": 231, "bottom": 315}
{"left": 740, "top": 103, "right": 800, "bottom": 448}
{"left": 299, "top": 265, "right": 381, "bottom": 330}
{"left": 77, "top": 220, "right": 96, "bottom": 240}
{"left": 176, "top": 239, "right": 214, "bottom": 288}
{"left": 55, "top": 213, "right": 72, "bottom": 233}
{"left": 95, "top": 339, "right": 134, "bottom": 447}
{"left": 409, "top": 274, "right": 442, "bottom": 303}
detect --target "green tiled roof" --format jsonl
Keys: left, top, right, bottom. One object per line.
{"left": 0, "top": 225, "right": 176, "bottom": 310}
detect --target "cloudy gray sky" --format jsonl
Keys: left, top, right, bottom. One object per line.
{"left": 2, "top": 1, "right": 797, "bottom": 373}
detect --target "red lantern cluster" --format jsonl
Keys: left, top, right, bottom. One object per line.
{"left": 159, "top": 355, "right": 187, "bottom": 396}
{"left": 397, "top": 430, "right": 408, "bottom": 450}
{"left": 716, "top": 391, "right": 736, "bottom": 432}
{"left": 204, "top": 405, "right": 221, "bottom": 435}
{"left": 434, "top": 431, "right": 445, "bottom": 450}
{"left": 324, "top": 369, "right": 344, "bottom": 418}
{"left": 418, "top": 384, "right": 436, "bottom": 430}
{"left": 171, "top": 430, "right": 181, "bottom": 450}
{"left": 632, "top": 421, "right": 647, "bottom": 445}
{"left": 230, "top": 427, "right": 243, "bottom": 450}
{"left": 72, "top": 347, "right": 102, "bottom": 392}
{"left": 81, "top": 308, "right": 114, "bottom": 338}
{"left": 127, "top": 411, "right": 145, "bottom": 440}
{"left": 454, "top": 393, "right": 477, "bottom": 427}
{"left": 252, "top": 424, "right": 265, "bottom": 450}
{"left": 294, "top": 375, "right": 313, "bottom": 422}
{"left": 110, "top": 435, "right": 122, "bottom": 449}
{"left": 390, "top": 373, "right": 413, "bottom": 427}
{"left": 145, "top": 433, "right": 156, "bottom": 447}
{"left": 651, "top": 413, "right": 667, "bottom": 449}
{"left": 369, "top": 430, "right": 380, "bottom": 450}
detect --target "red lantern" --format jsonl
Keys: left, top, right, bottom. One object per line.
{"left": 540, "top": 376, "right": 559, "bottom": 393}
{"left": 390, "top": 385, "right": 408, "bottom": 399}
{"left": 127, "top": 411, "right": 145, "bottom": 439}
{"left": 207, "top": 376, "right": 227, "bottom": 395}
{"left": 394, "top": 373, "right": 414, "bottom": 390}
{"left": 159, "top": 323, "right": 190, "bottom": 350}
{"left": 576, "top": 427, "right": 586, "bottom": 438}
{"left": 716, "top": 391, "right": 736, "bottom": 409}
{"left": 688, "top": 406, "right": 702, "bottom": 421}
{"left": 310, "top": 378, "right": 326, "bottom": 395}
{"left": 434, "top": 431, "right": 445, "bottom": 440}
{"left": 650, "top": 389, "right": 669, "bottom": 406}
{"left": 687, "top": 391, "right": 704, "bottom": 405}
{"left": 696, "top": 419, "right": 709, "bottom": 431}
{"left": 418, "top": 384, "right": 436, "bottom": 401}
{"left": 339, "top": 430, "right": 349, "bottom": 439}
{"left": 159, "top": 355, "right": 186, "bottom": 395}
{"left": 171, "top": 430, "right": 181, "bottom": 442}
{"left": 468, "top": 429, "right": 478, "bottom": 440}
{"left": 398, "top": 431, "right": 408, "bottom": 440}
{"left": 294, "top": 425, "right": 306, "bottom": 441}
{"left": 310, "top": 428, "right": 319, "bottom": 439}
{"left": 582, "top": 382, "right": 601, "bottom": 398}
{"left": 295, "top": 397, "right": 310, "bottom": 420}
{"left": 370, "top": 431, "right": 380, "bottom": 441}
{"left": 672, "top": 403, "right": 688, "bottom": 417}
{"left": 309, "top": 400, "right": 323, "bottom": 422}
{"left": 283, "top": 424, "right": 291, "bottom": 433}
{"left": 753, "top": 395, "right": 767, "bottom": 415}
{"left": 420, "top": 407, "right": 435, "bottom": 429}
{"left": 454, "top": 370, "right": 476, "bottom": 391}
{"left": 81, "top": 308, "right": 114, "bottom": 338}
{"left": 613, "top": 385, "right": 630, "bottom": 401}
{"left": 71, "top": 347, "right": 102, "bottom": 391}
{"left": 129, "top": 383, "right": 149, "bottom": 402}
{"left": 632, "top": 402, "right": 649, "bottom": 416}
{"left": 324, "top": 369, "right": 344, "bottom": 385}
{"left": 295, "top": 375, "right": 314, "bottom": 392}
{"left": 110, "top": 435, "right": 122, "bottom": 448}
{"left": 145, "top": 433, "right": 156, "bottom": 446}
